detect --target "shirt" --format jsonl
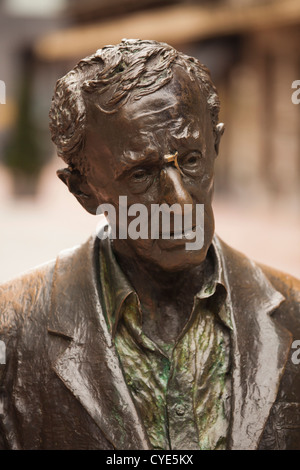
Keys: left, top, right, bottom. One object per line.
{"left": 99, "top": 235, "right": 232, "bottom": 450}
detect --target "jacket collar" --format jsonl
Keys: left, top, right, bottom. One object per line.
{"left": 99, "top": 229, "right": 232, "bottom": 338}
{"left": 48, "top": 232, "right": 292, "bottom": 450}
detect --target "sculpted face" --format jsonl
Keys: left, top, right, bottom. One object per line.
{"left": 80, "top": 66, "right": 220, "bottom": 272}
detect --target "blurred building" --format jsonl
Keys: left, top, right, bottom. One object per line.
{"left": 0, "top": 0, "right": 70, "bottom": 194}
{"left": 0, "top": 0, "right": 299, "bottom": 281}
{"left": 1, "top": 0, "right": 299, "bottom": 205}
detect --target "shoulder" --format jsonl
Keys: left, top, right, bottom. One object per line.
{"left": 258, "top": 263, "right": 300, "bottom": 335}
{"left": 258, "top": 263, "right": 300, "bottom": 301}
{"left": 0, "top": 259, "right": 57, "bottom": 388}
{"left": 215, "top": 235, "right": 300, "bottom": 333}
{"left": 0, "top": 236, "right": 97, "bottom": 339}
{"left": 215, "top": 235, "right": 300, "bottom": 297}
{"left": 0, "top": 259, "right": 56, "bottom": 338}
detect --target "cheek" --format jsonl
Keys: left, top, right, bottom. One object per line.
{"left": 201, "top": 172, "right": 214, "bottom": 194}
{"left": 194, "top": 157, "right": 215, "bottom": 196}
{"left": 88, "top": 165, "right": 123, "bottom": 206}
{"left": 86, "top": 152, "right": 117, "bottom": 198}
{"left": 185, "top": 174, "right": 214, "bottom": 202}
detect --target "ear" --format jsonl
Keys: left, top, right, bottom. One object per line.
{"left": 57, "top": 168, "right": 99, "bottom": 215}
{"left": 214, "top": 123, "right": 225, "bottom": 155}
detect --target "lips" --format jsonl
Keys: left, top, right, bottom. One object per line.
{"left": 160, "top": 226, "right": 196, "bottom": 238}
{"left": 157, "top": 225, "right": 202, "bottom": 250}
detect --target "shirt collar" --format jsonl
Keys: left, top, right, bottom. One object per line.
{"left": 99, "top": 228, "right": 232, "bottom": 337}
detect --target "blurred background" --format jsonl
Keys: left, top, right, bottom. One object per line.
{"left": 0, "top": 0, "right": 299, "bottom": 283}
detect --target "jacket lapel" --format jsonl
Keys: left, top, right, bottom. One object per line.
{"left": 214, "top": 236, "right": 292, "bottom": 450}
{"left": 47, "top": 236, "right": 151, "bottom": 450}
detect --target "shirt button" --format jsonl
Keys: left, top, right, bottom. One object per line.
{"left": 175, "top": 404, "right": 185, "bottom": 416}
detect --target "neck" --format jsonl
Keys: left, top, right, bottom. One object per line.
{"left": 111, "top": 240, "right": 213, "bottom": 306}
{"left": 111, "top": 239, "right": 215, "bottom": 345}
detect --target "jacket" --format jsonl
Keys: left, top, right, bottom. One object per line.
{"left": 0, "top": 234, "right": 299, "bottom": 449}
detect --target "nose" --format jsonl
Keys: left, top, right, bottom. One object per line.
{"left": 160, "top": 167, "right": 193, "bottom": 210}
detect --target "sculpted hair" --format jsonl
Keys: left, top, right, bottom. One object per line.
{"left": 49, "top": 39, "right": 220, "bottom": 173}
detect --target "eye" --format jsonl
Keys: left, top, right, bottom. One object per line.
{"left": 186, "top": 155, "right": 198, "bottom": 165}
{"left": 180, "top": 151, "right": 202, "bottom": 169}
{"left": 127, "top": 167, "right": 156, "bottom": 194}
{"left": 131, "top": 169, "right": 148, "bottom": 181}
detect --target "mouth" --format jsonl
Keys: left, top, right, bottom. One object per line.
{"left": 161, "top": 227, "right": 193, "bottom": 238}
{"left": 157, "top": 225, "right": 202, "bottom": 250}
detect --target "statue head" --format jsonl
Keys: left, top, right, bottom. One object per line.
{"left": 49, "top": 39, "right": 225, "bottom": 272}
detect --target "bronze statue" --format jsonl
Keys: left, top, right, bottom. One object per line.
{"left": 0, "top": 39, "right": 299, "bottom": 450}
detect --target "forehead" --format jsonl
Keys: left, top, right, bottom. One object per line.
{"left": 85, "top": 68, "right": 210, "bottom": 154}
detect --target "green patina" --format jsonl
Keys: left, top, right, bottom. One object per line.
{"left": 99, "top": 237, "right": 232, "bottom": 450}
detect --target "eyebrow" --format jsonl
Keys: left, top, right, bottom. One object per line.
{"left": 168, "top": 134, "right": 203, "bottom": 154}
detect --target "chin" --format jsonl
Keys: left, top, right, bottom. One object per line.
{"left": 123, "top": 216, "right": 215, "bottom": 273}
{"left": 134, "top": 239, "right": 212, "bottom": 273}
{"left": 148, "top": 219, "right": 215, "bottom": 272}
{"left": 156, "top": 247, "right": 210, "bottom": 272}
